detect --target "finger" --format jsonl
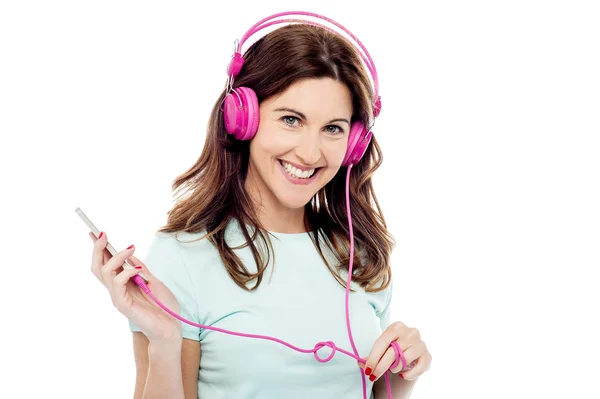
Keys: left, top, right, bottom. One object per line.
{"left": 127, "top": 255, "right": 151, "bottom": 276}
{"left": 391, "top": 341, "right": 424, "bottom": 374}
{"left": 388, "top": 327, "right": 421, "bottom": 367}
{"left": 364, "top": 326, "right": 404, "bottom": 376}
{"left": 399, "top": 349, "right": 432, "bottom": 381}
{"left": 364, "top": 338, "right": 395, "bottom": 376}
{"left": 100, "top": 244, "right": 136, "bottom": 288}
{"left": 127, "top": 255, "right": 157, "bottom": 284}
{"left": 370, "top": 346, "right": 398, "bottom": 381}
{"left": 91, "top": 231, "right": 109, "bottom": 281}
{"left": 90, "top": 231, "right": 114, "bottom": 261}
{"left": 111, "top": 265, "right": 143, "bottom": 306}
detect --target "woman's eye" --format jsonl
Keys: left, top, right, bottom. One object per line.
{"left": 326, "top": 125, "right": 343, "bottom": 135}
{"left": 282, "top": 116, "right": 299, "bottom": 126}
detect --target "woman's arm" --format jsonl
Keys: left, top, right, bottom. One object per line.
{"left": 144, "top": 340, "right": 185, "bottom": 398}
{"left": 373, "top": 375, "right": 418, "bottom": 399}
{"left": 133, "top": 332, "right": 201, "bottom": 399}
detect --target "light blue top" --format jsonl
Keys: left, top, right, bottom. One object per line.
{"left": 129, "top": 218, "right": 393, "bottom": 399}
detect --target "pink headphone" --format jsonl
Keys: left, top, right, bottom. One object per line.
{"left": 222, "top": 11, "right": 382, "bottom": 167}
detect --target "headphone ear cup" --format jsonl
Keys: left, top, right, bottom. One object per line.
{"left": 342, "top": 121, "right": 373, "bottom": 167}
{"left": 223, "top": 87, "right": 260, "bottom": 140}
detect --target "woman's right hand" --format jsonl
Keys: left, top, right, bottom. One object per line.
{"left": 89, "top": 231, "right": 183, "bottom": 346}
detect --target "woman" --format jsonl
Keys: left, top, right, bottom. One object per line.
{"left": 89, "top": 11, "right": 431, "bottom": 399}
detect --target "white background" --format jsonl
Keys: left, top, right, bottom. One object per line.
{"left": 1, "top": 0, "right": 598, "bottom": 398}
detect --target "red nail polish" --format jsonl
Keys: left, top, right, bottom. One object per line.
{"left": 399, "top": 373, "right": 404, "bottom": 379}
{"left": 369, "top": 374, "right": 376, "bottom": 382}
{"left": 365, "top": 367, "right": 372, "bottom": 375}
{"left": 98, "top": 232, "right": 104, "bottom": 239}
{"left": 127, "top": 244, "right": 134, "bottom": 250}
{"left": 135, "top": 266, "right": 142, "bottom": 269}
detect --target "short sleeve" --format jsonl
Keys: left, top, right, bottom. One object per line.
{"left": 377, "top": 279, "right": 393, "bottom": 331}
{"left": 128, "top": 232, "right": 201, "bottom": 341}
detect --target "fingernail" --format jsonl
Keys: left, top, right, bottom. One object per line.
{"left": 127, "top": 244, "right": 134, "bottom": 250}
{"left": 365, "top": 367, "right": 372, "bottom": 376}
{"left": 399, "top": 373, "right": 404, "bottom": 379}
{"left": 134, "top": 266, "right": 142, "bottom": 269}
{"left": 98, "top": 232, "right": 104, "bottom": 239}
{"left": 369, "top": 374, "right": 376, "bottom": 382}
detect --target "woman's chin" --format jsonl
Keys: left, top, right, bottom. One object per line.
{"left": 274, "top": 191, "right": 315, "bottom": 210}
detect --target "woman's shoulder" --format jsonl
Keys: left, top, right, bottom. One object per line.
{"left": 150, "top": 229, "right": 221, "bottom": 262}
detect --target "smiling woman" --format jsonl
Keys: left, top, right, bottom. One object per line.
{"left": 247, "top": 77, "right": 353, "bottom": 211}
{"left": 87, "top": 10, "right": 430, "bottom": 399}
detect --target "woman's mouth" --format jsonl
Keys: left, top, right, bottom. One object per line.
{"left": 277, "top": 159, "right": 322, "bottom": 185}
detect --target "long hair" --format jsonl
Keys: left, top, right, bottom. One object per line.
{"left": 157, "top": 24, "right": 395, "bottom": 292}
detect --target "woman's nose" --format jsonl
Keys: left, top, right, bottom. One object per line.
{"left": 294, "top": 132, "right": 322, "bottom": 165}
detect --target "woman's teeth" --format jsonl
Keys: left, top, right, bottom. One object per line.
{"left": 280, "top": 160, "right": 316, "bottom": 179}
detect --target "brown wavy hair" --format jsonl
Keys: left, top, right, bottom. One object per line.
{"left": 157, "top": 24, "right": 395, "bottom": 293}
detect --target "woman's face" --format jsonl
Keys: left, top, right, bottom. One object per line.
{"left": 246, "top": 77, "right": 353, "bottom": 212}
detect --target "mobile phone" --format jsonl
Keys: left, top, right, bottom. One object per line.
{"left": 75, "top": 207, "right": 150, "bottom": 283}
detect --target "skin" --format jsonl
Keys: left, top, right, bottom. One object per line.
{"left": 244, "top": 77, "right": 353, "bottom": 233}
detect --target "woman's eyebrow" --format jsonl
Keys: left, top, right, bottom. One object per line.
{"left": 273, "top": 106, "right": 350, "bottom": 126}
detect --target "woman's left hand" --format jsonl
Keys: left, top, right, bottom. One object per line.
{"left": 359, "top": 321, "right": 432, "bottom": 381}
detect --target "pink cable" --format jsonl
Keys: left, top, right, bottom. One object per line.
{"left": 131, "top": 165, "right": 403, "bottom": 398}
{"left": 344, "top": 164, "right": 368, "bottom": 397}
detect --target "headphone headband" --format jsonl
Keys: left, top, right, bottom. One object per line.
{"left": 228, "top": 11, "right": 380, "bottom": 107}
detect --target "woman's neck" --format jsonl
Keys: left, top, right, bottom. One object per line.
{"left": 245, "top": 178, "right": 308, "bottom": 234}
{"left": 251, "top": 199, "right": 307, "bottom": 233}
